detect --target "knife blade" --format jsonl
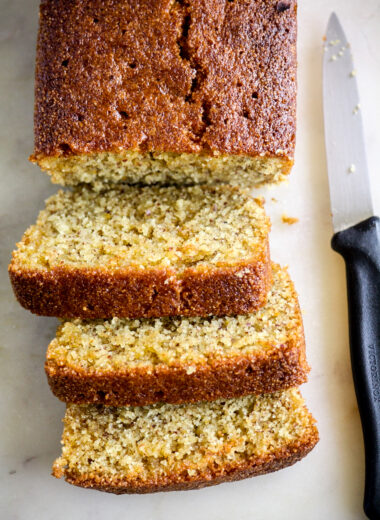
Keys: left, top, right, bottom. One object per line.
{"left": 323, "top": 12, "right": 374, "bottom": 232}
{"left": 323, "top": 13, "right": 380, "bottom": 520}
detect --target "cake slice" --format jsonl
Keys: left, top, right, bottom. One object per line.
{"left": 46, "top": 265, "right": 308, "bottom": 406}
{"left": 9, "top": 185, "right": 271, "bottom": 319}
{"left": 53, "top": 389, "right": 318, "bottom": 494}
{"left": 32, "top": 0, "right": 297, "bottom": 188}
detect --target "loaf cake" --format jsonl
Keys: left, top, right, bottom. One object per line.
{"left": 31, "top": 0, "right": 297, "bottom": 188}
{"left": 9, "top": 185, "right": 271, "bottom": 318}
{"left": 46, "top": 265, "right": 308, "bottom": 406}
{"left": 53, "top": 388, "right": 318, "bottom": 493}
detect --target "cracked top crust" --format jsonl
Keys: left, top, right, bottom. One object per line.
{"left": 33, "top": 0, "right": 297, "bottom": 159}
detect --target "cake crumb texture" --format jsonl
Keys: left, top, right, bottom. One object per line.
{"left": 53, "top": 388, "right": 318, "bottom": 493}
{"left": 9, "top": 185, "right": 271, "bottom": 318}
{"left": 46, "top": 265, "right": 309, "bottom": 405}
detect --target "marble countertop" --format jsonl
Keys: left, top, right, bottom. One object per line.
{"left": 1, "top": 1, "right": 380, "bottom": 518}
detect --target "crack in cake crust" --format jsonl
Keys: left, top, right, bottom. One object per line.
{"left": 32, "top": 0, "right": 297, "bottom": 187}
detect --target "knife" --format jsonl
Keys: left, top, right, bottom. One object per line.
{"left": 323, "top": 13, "right": 380, "bottom": 520}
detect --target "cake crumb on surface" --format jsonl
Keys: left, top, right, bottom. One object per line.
{"left": 282, "top": 214, "right": 299, "bottom": 225}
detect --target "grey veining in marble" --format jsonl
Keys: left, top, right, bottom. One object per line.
{"left": 1, "top": 0, "right": 380, "bottom": 519}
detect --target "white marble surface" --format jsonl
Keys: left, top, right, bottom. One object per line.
{"left": 1, "top": 1, "right": 380, "bottom": 518}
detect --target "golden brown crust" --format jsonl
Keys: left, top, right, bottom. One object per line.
{"left": 53, "top": 435, "right": 319, "bottom": 494}
{"left": 46, "top": 342, "right": 309, "bottom": 406}
{"left": 33, "top": 0, "right": 297, "bottom": 161}
{"left": 9, "top": 249, "right": 271, "bottom": 319}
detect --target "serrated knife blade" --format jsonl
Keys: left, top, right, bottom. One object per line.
{"left": 323, "top": 12, "right": 374, "bottom": 232}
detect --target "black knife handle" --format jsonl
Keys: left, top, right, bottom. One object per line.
{"left": 332, "top": 216, "right": 380, "bottom": 520}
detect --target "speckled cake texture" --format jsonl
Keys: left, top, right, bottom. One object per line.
{"left": 46, "top": 265, "right": 309, "bottom": 406}
{"left": 52, "top": 389, "right": 318, "bottom": 494}
{"left": 9, "top": 185, "right": 271, "bottom": 318}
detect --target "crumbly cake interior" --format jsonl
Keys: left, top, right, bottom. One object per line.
{"left": 38, "top": 152, "right": 290, "bottom": 189}
{"left": 12, "top": 185, "right": 269, "bottom": 272}
{"left": 53, "top": 389, "right": 316, "bottom": 481}
{"left": 47, "top": 265, "right": 299, "bottom": 371}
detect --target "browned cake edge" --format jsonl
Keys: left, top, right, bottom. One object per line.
{"left": 52, "top": 432, "right": 319, "bottom": 494}
{"left": 31, "top": 150, "right": 294, "bottom": 163}
{"left": 32, "top": 1, "right": 297, "bottom": 163}
{"left": 8, "top": 245, "right": 271, "bottom": 319}
{"left": 45, "top": 340, "right": 309, "bottom": 407}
